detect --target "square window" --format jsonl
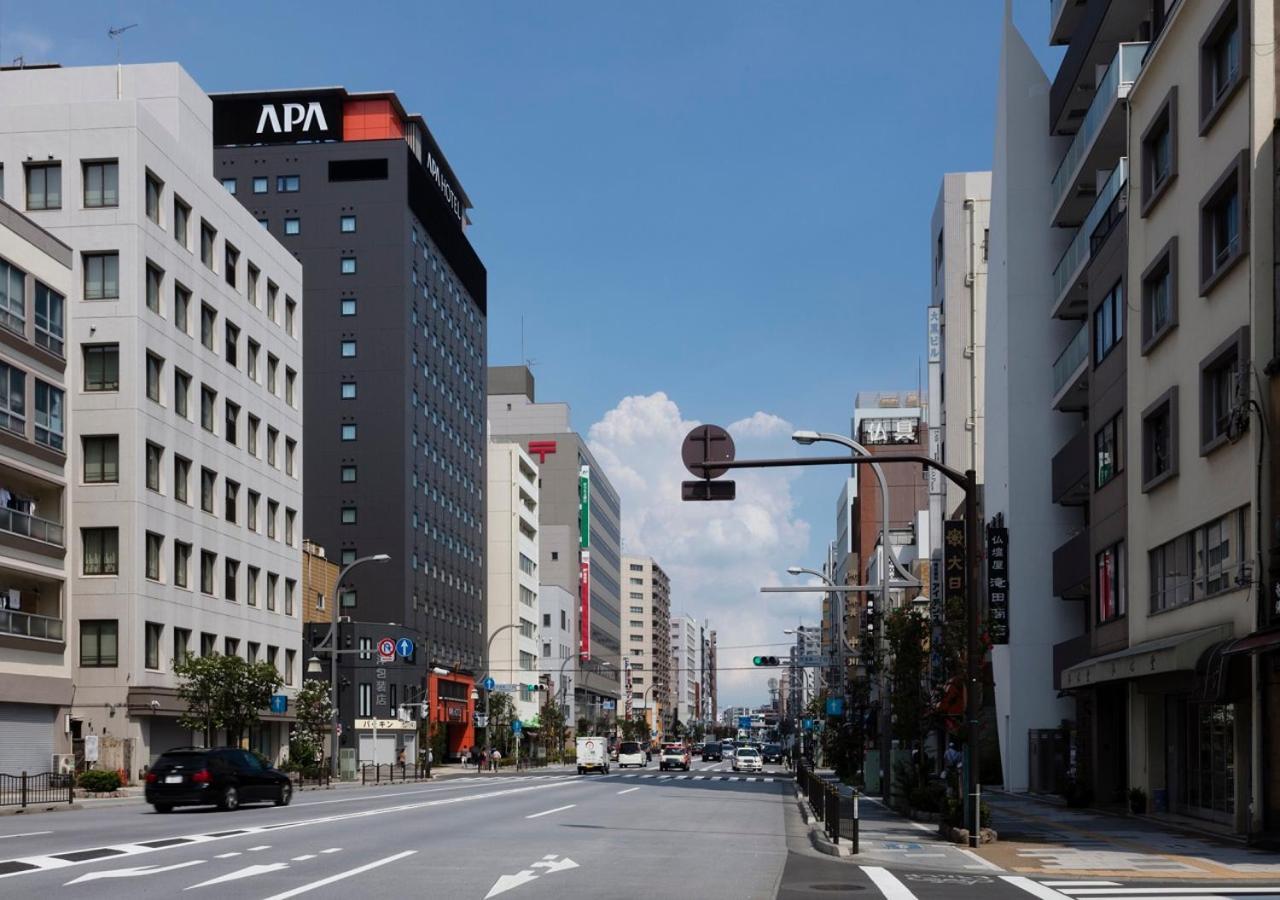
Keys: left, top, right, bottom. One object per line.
{"left": 341, "top": 549, "right": 356, "bottom": 566}
{"left": 83, "top": 252, "right": 119, "bottom": 300}
{"left": 341, "top": 339, "right": 357, "bottom": 358}
{"left": 26, "top": 163, "right": 62, "bottom": 210}
{"left": 284, "top": 217, "right": 300, "bottom": 236}
{"left": 1142, "top": 387, "right": 1179, "bottom": 492}
{"left": 253, "top": 176, "right": 268, "bottom": 194}
{"left": 277, "top": 175, "right": 300, "bottom": 193}
{"left": 341, "top": 257, "right": 356, "bottom": 275}
{"left": 1141, "top": 238, "right": 1178, "bottom": 354}
{"left": 83, "top": 161, "right": 119, "bottom": 208}
{"left": 341, "top": 505, "right": 356, "bottom": 525}
{"left": 82, "top": 528, "right": 119, "bottom": 576}
{"left": 221, "top": 177, "right": 237, "bottom": 194}
{"left": 80, "top": 620, "right": 118, "bottom": 667}
{"left": 1200, "top": 327, "right": 1247, "bottom": 454}
{"left": 341, "top": 464, "right": 357, "bottom": 482}
{"left": 341, "top": 382, "right": 357, "bottom": 399}
{"left": 83, "top": 344, "right": 120, "bottom": 391}
{"left": 341, "top": 423, "right": 357, "bottom": 441}
{"left": 340, "top": 215, "right": 356, "bottom": 233}
{"left": 83, "top": 435, "right": 119, "bottom": 484}
{"left": 341, "top": 298, "right": 357, "bottom": 316}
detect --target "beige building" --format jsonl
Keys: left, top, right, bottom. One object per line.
{"left": 301, "top": 540, "right": 340, "bottom": 626}
{"left": 621, "top": 555, "right": 671, "bottom": 740}
{"left": 0, "top": 199, "right": 73, "bottom": 774}
{"left": 1112, "top": 0, "right": 1273, "bottom": 834}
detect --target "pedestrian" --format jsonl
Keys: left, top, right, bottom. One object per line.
{"left": 943, "top": 740, "right": 963, "bottom": 796}
{"left": 491, "top": 747, "right": 502, "bottom": 772}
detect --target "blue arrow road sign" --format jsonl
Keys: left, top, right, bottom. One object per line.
{"left": 482, "top": 676, "right": 495, "bottom": 692}
{"left": 738, "top": 715, "right": 752, "bottom": 730}
{"left": 826, "top": 697, "right": 845, "bottom": 716}
{"left": 512, "top": 719, "right": 522, "bottom": 734}
{"left": 396, "top": 637, "right": 414, "bottom": 659}
{"left": 270, "top": 694, "right": 287, "bottom": 714}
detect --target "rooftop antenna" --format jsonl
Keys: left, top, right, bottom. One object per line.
{"left": 108, "top": 23, "right": 137, "bottom": 99}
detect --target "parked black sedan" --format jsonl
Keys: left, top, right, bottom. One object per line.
{"left": 145, "top": 747, "right": 292, "bottom": 813}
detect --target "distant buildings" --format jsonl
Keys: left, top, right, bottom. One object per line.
{"left": 621, "top": 555, "right": 672, "bottom": 738}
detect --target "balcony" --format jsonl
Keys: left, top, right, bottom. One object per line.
{"left": 1052, "top": 425, "right": 1090, "bottom": 506}
{"left": 1053, "top": 529, "right": 1090, "bottom": 599}
{"left": 0, "top": 578, "right": 64, "bottom": 648}
{"left": 0, "top": 505, "right": 64, "bottom": 548}
{"left": 1050, "top": 42, "right": 1146, "bottom": 227}
{"left": 1051, "top": 322, "right": 1089, "bottom": 411}
{"left": 0, "top": 608, "right": 63, "bottom": 642}
{"left": 1049, "top": 0, "right": 1089, "bottom": 46}
{"left": 1051, "top": 158, "right": 1128, "bottom": 319}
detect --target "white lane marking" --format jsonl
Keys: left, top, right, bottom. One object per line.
{"left": 291, "top": 854, "right": 316, "bottom": 861}
{"left": 525, "top": 804, "right": 575, "bottom": 819}
{"left": 1056, "top": 890, "right": 1280, "bottom": 896}
{"left": 485, "top": 869, "right": 537, "bottom": 898}
{"left": 1042, "top": 882, "right": 1120, "bottom": 887}
{"left": 861, "top": 865, "right": 919, "bottom": 899}
{"left": 184, "top": 862, "right": 289, "bottom": 889}
{"left": 214, "top": 852, "right": 241, "bottom": 859}
{"left": 531, "top": 857, "right": 578, "bottom": 873}
{"left": 0, "top": 831, "right": 51, "bottom": 840}
{"left": 247, "top": 845, "right": 270, "bottom": 852}
{"left": 957, "top": 847, "right": 1004, "bottom": 871}
{"left": 617, "top": 787, "right": 639, "bottom": 795}
{"left": 658, "top": 775, "right": 672, "bottom": 780}
{"left": 259, "top": 850, "right": 416, "bottom": 900}
{"left": 64, "top": 860, "right": 206, "bottom": 886}
{"left": 693, "top": 776, "right": 706, "bottom": 780}
{"left": 676, "top": 775, "right": 689, "bottom": 780}
{"left": 998, "top": 877, "right": 1074, "bottom": 899}
{"left": 320, "top": 848, "right": 342, "bottom": 854}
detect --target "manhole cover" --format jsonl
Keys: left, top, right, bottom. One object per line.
{"left": 809, "top": 885, "right": 862, "bottom": 892}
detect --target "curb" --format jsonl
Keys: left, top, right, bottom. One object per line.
{"left": 794, "top": 786, "right": 854, "bottom": 858}
{"left": 0, "top": 802, "right": 83, "bottom": 817}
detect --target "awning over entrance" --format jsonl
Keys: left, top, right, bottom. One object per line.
{"left": 1061, "top": 624, "right": 1232, "bottom": 690}
{"left": 1223, "top": 628, "right": 1280, "bottom": 656}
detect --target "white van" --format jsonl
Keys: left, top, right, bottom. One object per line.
{"left": 576, "top": 736, "right": 610, "bottom": 775}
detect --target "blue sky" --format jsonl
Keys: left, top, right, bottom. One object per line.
{"left": 4, "top": 1, "right": 1062, "bottom": 708}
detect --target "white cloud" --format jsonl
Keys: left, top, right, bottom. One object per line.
{"left": 587, "top": 392, "right": 813, "bottom": 711}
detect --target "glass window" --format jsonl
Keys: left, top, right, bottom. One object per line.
{"left": 80, "top": 620, "right": 118, "bottom": 667}
{"left": 83, "top": 161, "right": 119, "bottom": 208}
{"left": 341, "top": 257, "right": 356, "bottom": 275}
{"left": 285, "top": 509, "right": 296, "bottom": 545}
{"left": 341, "top": 464, "right": 357, "bottom": 482}
{"left": 200, "top": 221, "right": 216, "bottom": 269}
{"left": 145, "top": 172, "right": 163, "bottom": 224}
{"left": 341, "top": 506, "right": 357, "bottom": 524}
{"left": 221, "top": 177, "right": 237, "bottom": 194}
{"left": 247, "top": 566, "right": 259, "bottom": 607}
{"left": 341, "top": 298, "right": 357, "bottom": 316}
{"left": 247, "top": 339, "right": 260, "bottom": 381}
{"left": 83, "top": 252, "right": 119, "bottom": 300}
{"left": 225, "top": 322, "right": 239, "bottom": 368}
{"left": 246, "top": 264, "right": 259, "bottom": 306}
{"left": 267, "top": 426, "right": 278, "bottom": 466}
{"left": 173, "top": 626, "right": 190, "bottom": 662}
{"left": 202, "top": 633, "right": 217, "bottom": 657}
{"left": 267, "top": 501, "right": 278, "bottom": 540}
{"left": 1204, "top": 345, "right": 1241, "bottom": 447}
{"left": 144, "top": 263, "right": 163, "bottom": 314}
{"left": 26, "top": 163, "right": 61, "bottom": 210}
{"left": 201, "top": 550, "right": 216, "bottom": 594}
{"left": 341, "top": 340, "right": 356, "bottom": 358}
{"left": 1209, "top": 13, "right": 1241, "bottom": 103}
{"left": 1209, "top": 183, "right": 1240, "bottom": 271}
{"left": 224, "top": 479, "right": 239, "bottom": 523}
{"left": 267, "top": 354, "right": 278, "bottom": 393}
{"left": 267, "top": 572, "right": 278, "bottom": 610}
{"left": 174, "top": 456, "right": 190, "bottom": 504}
{"left": 201, "top": 467, "right": 216, "bottom": 513}
{"left": 0, "top": 257, "right": 25, "bottom": 335}
{"left": 201, "top": 385, "right": 216, "bottom": 432}
{"left": 267, "top": 283, "right": 278, "bottom": 322}
{"left": 1094, "top": 413, "right": 1123, "bottom": 488}
{"left": 35, "top": 282, "right": 65, "bottom": 356}
{"left": 286, "top": 298, "right": 296, "bottom": 336}
{"left": 341, "top": 423, "right": 357, "bottom": 441}
{"left": 253, "top": 176, "right": 268, "bottom": 194}
{"left": 1093, "top": 281, "right": 1124, "bottom": 364}
{"left": 225, "top": 559, "right": 239, "bottom": 602}
{"left": 286, "top": 368, "right": 296, "bottom": 405}
{"left": 286, "top": 438, "right": 296, "bottom": 476}
{"left": 224, "top": 244, "right": 239, "bottom": 287}
{"left": 1096, "top": 543, "right": 1125, "bottom": 623}
{"left": 340, "top": 215, "right": 356, "bottom": 233}
{"left": 145, "top": 352, "right": 163, "bottom": 403}
{"left": 146, "top": 532, "right": 162, "bottom": 582}
{"left": 174, "top": 542, "right": 191, "bottom": 589}
{"left": 173, "top": 197, "right": 190, "bottom": 248}
{"left": 285, "top": 580, "right": 296, "bottom": 618}
{"left": 174, "top": 283, "right": 191, "bottom": 334}
{"left": 82, "top": 528, "right": 119, "bottom": 576}
{"left": 34, "top": 381, "right": 63, "bottom": 450}
{"left": 284, "top": 217, "right": 300, "bottom": 235}
{"left": 174, "top": 370, "right": 190, "bottom": 419}
{"left": 341, "top": 382, "right": 356, "bottom": 399}
{"left": 277, "top": 175, "right": 300, "bottom": 193}
{"left": 247, "top": 490, "right": 260, "bottom": 530}
{"left": 247, "top": 415, "right": 260, "bottom": 456}
{"left": 145, "top": 441, "right": 162, "bottom": 492}
{"left": 84, "top": 344, "right": 119, "bottom": 392}
{"left": 83, "top": 435, "right": 119, "bottom": 484}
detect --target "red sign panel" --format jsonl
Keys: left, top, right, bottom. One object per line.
{"left": 579, "top": 552, "right": 591, "bottom": 661}
{"left": 529, "top": 440, "right": 557, "bottom": 464}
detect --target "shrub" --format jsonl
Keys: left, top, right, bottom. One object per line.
{"left": 78, "top": 769, "right": 122, "bottom": 792}
{"left": 909, "top": 780, "right": 948, "bottom": 813}
{"left": 943, "top": 796, "right": 991, "bottom": 829}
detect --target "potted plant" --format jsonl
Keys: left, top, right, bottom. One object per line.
{"left": 1128, "top": 787, "right": 1147, "bottom": 814}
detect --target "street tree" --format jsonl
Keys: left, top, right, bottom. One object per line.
{"left": 290, "top": 679, "right": 333, "bottom": 769}
{"left": 540, "top": 698, "right": 568, "bottom": 761}
{"left": 885, "top": 605, "right": 930, "bottom": 753}
{"left": 486, "top": 691, "right": 516, "bottom": 755}
{"left": 174, "top": 653, "right": 283, "bottom": 746}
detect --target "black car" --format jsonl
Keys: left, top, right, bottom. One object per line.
{"left": 145, "top": 748, "right": 292, "bottom": 813}
{"left": 762, "top": 744, "right": 784, "bottom": 764}
{"left": 701, "top": 743, "right": 722, "bottom": 761}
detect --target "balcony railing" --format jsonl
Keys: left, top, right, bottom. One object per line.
{"left": 1051, "top": 158, "right": 1128, "bottom": 312}
{"left": 1052, "top": 322, "right": 1089, "bottom": 398}
{"left": 1050, "top": 43, "right": 1147, "bottom": 219}
{"left": 0, "top": 505, "right": 64, "bottom": 547}
{"left": 0, "top": 608, "right": 63, "bottom": 642}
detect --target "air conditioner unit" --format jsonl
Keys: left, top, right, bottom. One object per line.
{"left": 52, "top": 753, "right": 74, "bottom": 775}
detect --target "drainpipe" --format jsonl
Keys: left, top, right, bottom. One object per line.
{"left": 964, "top": 198, "right": 979, "bottom": 478}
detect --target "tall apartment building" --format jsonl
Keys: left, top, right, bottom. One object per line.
{"left": 621, "top": 555, "right": 671, "bottom": 738}
{"left": 538, "top": 583, "right": 576, "bottom": 725}
{"left": 670, "top": 614, "right": 699, "bottom": 726}
{"left": 0, "top": 200, "right": 73, "bottom": 774}
{"left": 214, "top": 87, "right": 488, "bottom": 747}
{"left": 487, "top": 441, "right": 541, "bottom": 723}
{"left": 0, "top": 64, "right": 306, "bottom": 768}
{"left": 787, "top": 625, "right": 821, "bottom": 714}
{"left": 488, "top": 365, "right": 622, "bottom": 722}
{"left": 703, "top": 627, "right": 717, "bottom": 723}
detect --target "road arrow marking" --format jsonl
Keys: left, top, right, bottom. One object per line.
{"left": 532, "top": 857, "right": 578, "bottom": 874}
{"left": 484, "top": 869, "right": 538, "bottom": 898}
{"left": 184, "top": 862, "right": 289, "bottom": 889}
{"left": 65, "top": 860, "right": 206, "bottom": 885}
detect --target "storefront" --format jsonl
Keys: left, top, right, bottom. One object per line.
{"left": 428, "top": 671, "right": 476, "bottom": 762}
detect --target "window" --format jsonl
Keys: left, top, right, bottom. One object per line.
{"left": 341, "top": 464, "right": 357, "bottom": 483}
{"left": 267, "top": 354, "right": 278, "bottom": 393}
{"left": 519, "top": 554, "right": 536, "bottom": 575}
{"left": 83, "top": 435, "right": 119, "bottom": 483}
{"left": 341, "top": 381, "right": 356, "bottom": 399}
{"left": 174, "top": 283, "right": 191, "bottom": 334}
{"left": 34, "top": 282, "right": 64, "bottom": 355}
{"left": 0, "top": 258, "right": 24, "bottom": 335}
{"left": 201, "top": 304, "right": 216, "bottom": 351}
{"left": 1141, "top": 87, "right": 1177, "bottom": 216}
{"left": 25, "top": 163, "right": 61, "bottom": 210}
{"left": 224, "top": 400, "right": 239, "bottom": 445}
{"left": 247, "top": 566, "right": 259, "bottom": 607}
{"left": 146, "top": 352, "right": 163, "bottom": 403}
{"left": 341, "top": 339, "right": 356, "bottom": 358}
{"left": 224, "top": 637, "right": 239, "bottom": 659}
{"left": 285, "top": 648, "right": 295, "bottom": 685}
{"left": 284, "top": 217, "right": 300, "bottom": 235}
{"left": 286, "top": 297, "right": 297, "bottom": 336}
{"left": 1141, "top": 238, "right": 1177, "bottom": 353}
{"left": 174, "top": 627, "right": 191, "bottom": 664}
{"left": 80, "top": 620, "right": 117, "bottom": 667}
{"left": 145, "top": 441, "right": 162, "bottom": 492}
{"left": 277, "top": 175, "right": 300, "bottom": 193}
{"left": 221, "top": 177, "right": 237, "bottom": 194}
{"left": 1200, "top": 151, "right": 1249, "bottom": 293}
{"left": 201, "top": 385, "right": 216, "bottom": 432}
{"left": 200, "top": 221, "right": 216, "bottom": 269}
{"left": 285, "top": 579, "right": 296, "bottom": 617}
{"left": 358, "top": 683, "right": 372, "bottom": 717}
{"left": 629, "top": 605, "right": 643, "bottom": 614}
{"left": 83, "top": 345, "right": 119, "bottom": 391}
{"left": 224, "top": 479, "right": 239, "bottom": 523}
{"left": 225, "top": 322, "right": 239, "bottom": 367}
{"left": 1201, "top": 327, "right": 1247, "bottom": 454}
{"left": 201, "top": 550, "right": 216, "bottom": 594}
{"left": 1150, "top": 507, "right": 1248, "bottom": 611}
{"left": 247, "top": 415, "right": 260, "bottom": 456}
{"left": 174, "top": 369, "right": 190, "bottom": 419}
{"left": 267, "top": 573, "right": 278, "bottom": 611}
{"left": 82, "top": 528, "right": 119, "bottom": 575}
{"left": 173, "top": 196, "right": 190, "bottom": 248}
{"left": 225, "top": 559, "right": 239, "bottom": 602}
{"left": 143, "top": 171, "right": 163, "bottom": 224}
{"left": 286, "top": 368, "right": 296, "bottom": 405}
{"left": 267, "top": 283, "right": 278, "bottom": 322}
{"left": 246, "top": 263, "right": 259, "bottom": 305}
{"left": 267, "top": 500, "right": 279, "bottom": 540}
{"left": 341, "top": 506, "right": 357, "bottom": 524}
{"left": 340, "top": 549, "right": 356, "bottom": 565}
{"left": 201, "top": 467, "right": 216, "bottom": 513}
{"left": 81, "top": 161, "right": 123, "bottom": 212}
{"left": 247, "top": 641, "right": 259, "bottom": 663}
{"left": 146, "top": 532, "right": 162, "bottom": 581}
{"left": 174, "top": 541, "right": 191, "bottom": 589}
{"left": 286, "top": 438, "right": 296, "bottom": 476}
{"left": 629, "top": 563, "right": 644, "bottom": 572}
{"left": 174, "top": 455, "right": 191, "bottom": 504}
{"left": 266, "top": 644, "right": 278, "bottom": 669}
{"left": 34, "top": 382, "right": 63, "bottom": 450}
{"left": 267, "top": 426, "right": 278, "bottom": 466}
{"left": 247, "top": 490, "right": 260, "bottom": 531}
{"left": 285, "top": 508, "right": 296, "bottom": 545}
{"left": 202, "top": 633, "right": 217, "bottom": 657}
{"left": 1200, "top": 0, "right": 1247, "bottom": 132}
{"left": 253, "top": 176, "right": 268, "bottom": 194}
{"left": 247, "top": 339, "right": 260, "bottom": 380}
{"left": 340, "top": 215, "right": 356, "bottom": 233}
{"left": 341, "top": 298, "right": 357, "bottom": 317}
{"left": 224, "top": 243, "right": 239, "bottom": 287}
{"left": 1093, "top": 281, "right": 1123, "bottom": 364}
{"left": 342, "top": 423, "right": 356, "bottom": 441}
{"left": 341, "top": 257, "right": 356, "bottom": 275}
{"left": 83, "top": 252, "right": 119, "bottom": 299}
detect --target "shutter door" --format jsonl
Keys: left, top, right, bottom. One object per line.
{"left": 148, "top": 720, "right": 194, "bottom": 766}
{"left": 0, "top": 703, "right": 56, "bottom": 774}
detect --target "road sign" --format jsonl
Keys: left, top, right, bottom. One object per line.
{"left": 802, "top": 718, "right": 813, "bottom": 731}
{"left": 682, "top": 424, "right": 735, "bottom": 478}
{"left": 377, "top": 637, "right": 395, "bottom": 662}
{"left": 396, "top": 637, "right": 415, "bottom": 658}
{"left": 512, "top": 719, "right": 522, "bottom": 735}
{"left": 475, "top": 714, "right": 489, "bottom": 728}
{"left": 738, "top": 715, "right": 752, "bottom": 730}
{"left": 825, "top": 697, "right": 845, "bottom": 716}
{"left": 792, "top": 654, "right": 837, "bottom": 668}
{"left": 494, "top": 682, "right": 520, "bottom": 692}
{"left": 270, "top": 694, "right": 288, "bottom": 714}
{"left": 482, "top": 676, "right": 496, "bottom": 692}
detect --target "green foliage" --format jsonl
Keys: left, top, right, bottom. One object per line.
{"left": 174, "top": 652, "right": 283, "bottom": 746}
{"left": 78, "top": 769, "right": 121, "bottom": 792}
{"left": 484, "top": 691, "right": 517, "bottom": 755}
{"left": 290, "top": 679, "right": 333, "bottom": 768}
{"left": 885, "top": 606, "right": 930, "bottom": 747}
{"left": 943, "top": 796, "right": 991, "bottom": 829}
{"left": 540, "top": 699, "right": 568, "bottom": 761}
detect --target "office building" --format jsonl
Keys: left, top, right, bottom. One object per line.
{"left": 621, "top": 555, "right": 671, "bottom": 738}
{"left": 214, "top": 86, "right": 488, "bottom": 750}
{"left": 0, "top": 63, "right": 305, "bottom": 768}
{"left": 670, "top": 614, "right": 699, "bottom": 726}
{"left": 538, "top": 582, "right": 576, "bottom": 727}
{"left": 488, "top": 365, "right": 622, "bottom": 723}
{"left": 0, "top": 199, "right": 73, "bottom": 774}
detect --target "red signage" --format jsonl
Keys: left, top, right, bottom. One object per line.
{"left": 529, "top": 441, "right": 557, "bottom": 464}
{"left": 579, "top": 552, "right": 591, "bottom": 662}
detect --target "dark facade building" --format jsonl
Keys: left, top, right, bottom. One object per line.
{"left": 213, "top": 89, "right": 487, "bottom": 757}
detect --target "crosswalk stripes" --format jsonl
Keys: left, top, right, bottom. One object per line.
{"left": 854, "top": 869, "right": 1280, "bottom": 900}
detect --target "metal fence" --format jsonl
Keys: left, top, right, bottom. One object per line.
{"left": 290, "top": 768, "right": 332, "bottom": 789}
{"left": 796, "top": 761, "right": 858, "bottom": 852}
{"left": 360, "top": 763, "right": 430, "bottom": 785}
{"left": 0, "top": 771, "right": 75, "bottom": 808}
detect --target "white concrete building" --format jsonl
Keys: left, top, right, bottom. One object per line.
{"left": 486, "top": 441, "right": 541, "bottom": 723}
{"left": 0, "top": 64, "right": 305, "bottom": 771}
{"left": 670, "top": 614, "right": 699, "bottom": 727}
{"left": 621, "top": 555, "right": 671, "bottom": 739}
{"left": 538, "top": 583, "right": 576, "bottom": 723}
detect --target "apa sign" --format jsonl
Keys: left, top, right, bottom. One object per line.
{"left": 257, "top": 101, "right": 329, "bottom": 136}
{"left": 212, "top": 92, "right": 342, "bottom": 146}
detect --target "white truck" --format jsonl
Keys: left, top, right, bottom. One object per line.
{"left": 576, "top": 736, "right": 610, "bottom": 775}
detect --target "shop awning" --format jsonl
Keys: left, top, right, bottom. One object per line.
{"left": 1061, "top": 624, "right": 1232, "bottom": 690}
{"left": 1223, "top": 628, "right": 1280, "bottom": 656}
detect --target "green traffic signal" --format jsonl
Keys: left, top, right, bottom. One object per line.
{"left": 753, "top": 656, "right": 779, "bottom": 666}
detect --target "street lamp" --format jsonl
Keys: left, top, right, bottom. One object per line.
{"left": 310, "top": 553, "right": 391, "bottom": 780}
{"left": 480, "top": 623, "right": 520, "bottom": 755}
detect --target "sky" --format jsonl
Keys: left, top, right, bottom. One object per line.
{"left": 1, "top": 1, "right": 1063, "bottom": 710}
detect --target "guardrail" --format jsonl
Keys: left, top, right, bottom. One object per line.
{"left": 0, "top": 505, "right": 65, "bottom": 547}
{"left": 796, "top": 761, "right": 858, "bottom": 852}
{"left": 360, "top": 762, "right": 431, "bottom": 784}
{"left": 0, "top": 771, "right": 75, "bottom": 808}
{"left": 289, "top": 768, "right": 332, "bottom": 789}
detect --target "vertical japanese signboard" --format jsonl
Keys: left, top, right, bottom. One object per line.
{"left": 929, "top": 551, "right": 944, "bottom": 688}
{"left": 578, "top": 465, "right": 592, "bottom": 661}
{"left": 987, "top": 527, "right": 1010, "bottom": 644}
{"left": 624, "top": 658, "right": 633, "bottom": 721}
{"left": 943, "top": 520, "right": 966, "bottom": 641}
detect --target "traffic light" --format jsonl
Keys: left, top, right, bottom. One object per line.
{"left": 752, "top": 656, "right": 780, "bottom": 666}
